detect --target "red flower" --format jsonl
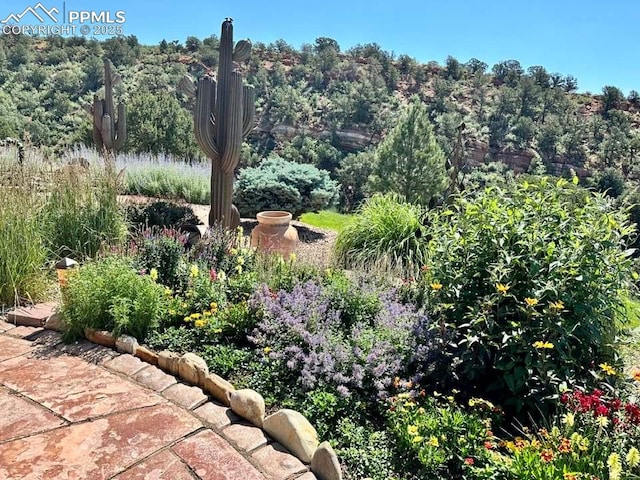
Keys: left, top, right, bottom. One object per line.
{"left": 484, "top": 441, "right": 494, "bottom": 450}
{"left": 464, "top": 458, "right": 474, "bottom": 465}
{"left": 595, "top": 404, "right": 609, "bottom": 417}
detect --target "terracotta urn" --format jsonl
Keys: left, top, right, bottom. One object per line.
{"left": 250, "top": 211, "right": 299, "bottom": 256}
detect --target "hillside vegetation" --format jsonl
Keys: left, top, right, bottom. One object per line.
{"left": 1, "top": 32, "right": 639, "bottom": 193}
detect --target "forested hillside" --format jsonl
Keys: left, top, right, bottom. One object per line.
{"left": 1, "top": 31, "right": 639, "bottom": 185}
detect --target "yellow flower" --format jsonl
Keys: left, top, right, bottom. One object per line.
{"left": 533, "top": 341, "right": 554, "bottom": 349}
{"left": 203, "top": 310, "right": 212, "bottom": 317}
{"left": 190, "top": 312, "right": 201, "bottom": 319}
{"left": 607, "top": 453, "right": 622, "bottom": 480}
{"left": 289, "top": 253, "right": 297, "bottom": 262}
{"left": 149, "top": 268, "right": 158, "bottom": 281}
{"left": 412, "top": 436, "right": 424, "bottom": 444}
{"left": 626, "top": 447, "right": 640, "bottom": 468}
{"left": 183, "top": 316, "right": 191, "bottom": 323}
{"left": 430, "top": 281, "right": 443, "bottom": 291}
{"left": 237, "top": 256, "right": 245, "bottom": 266}
{"left": 164, "top": 287, "right": 172, "bottom": 296}
{"left": 210, "top": 302, "right": 218, "bottom": 311}
{"left": 550, "top": 300, "right": 565, "bottom": 310}
{"left": 189, "top": 264, "right": 199, "bottom": 277}
{"left": 561, "top": 412, "right": 575, "bottom": 428}
{"left": 524, "top": 297, "right": 538, "bottom": 307}
{"left": 218, "top": 271, "right": 226, "bottom": 282}
{"left": 597, "top": 416, "right": 609, "bottom": 428}
{"left": 407, "top": 425, "right": 419, "bottom": 436}
{"left": 213, "top": 328, "right": 222, "bottom": 333}
{"left": 496, "top": 283, "right": 510, "bottom": 294}
{"left": 181, "top": 302, "right": 188, "bottom": 308}
{"left": 599, "top": 363, "right": 616, "bottom": 376}
{"left": 263, "top": 346, "right": 272, "bottom": 354}
{"left": 230, "top": 248, "right": 238, "bottom": 256}
{"left": 236, "top": 265, "right": 243, "bottom": 274}
{"left": 194, "top": 319, "right": 206, "bottom": 328}
{"left": 428, "top": 436, "right": 439, "bottom": 447}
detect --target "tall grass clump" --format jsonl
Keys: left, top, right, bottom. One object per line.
{"left": 116, "top": 152, "right": 210, "bottom": 204}
{"left": 334, "top": 193, "right": 427, "bottom": 276}
{"left": 0, "top": 182, "right": 49, "bottom": 307}
{"left": 42, "top": 162, "right": 127, "bottom": 259}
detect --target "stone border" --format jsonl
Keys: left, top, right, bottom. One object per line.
{"left": 8, "top": 306, "right": 342, "bottom": 480}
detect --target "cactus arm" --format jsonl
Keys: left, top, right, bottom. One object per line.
{"left": 179, "top": 75, "right": 197, "bottom": 98}
{"left": 113, "top": 103, "right": 127, "bottom": 150}
{"left": 103, "top": 60, "right": 116, "bottom": 136}
{"left": 92, "top": 95, "right": 104, "bottom": 150}
{"left": 233, "top": 40, "right": 252, "bottom": 62}
{"left": 221, "top": 73, "right": 244, "bottom": 173}
{"left": 101, "top": 114, "right": 113, "bottom": 150}
{"left": 194, "top": 77, "right": 220, "bottom": 160}
{"left": 242, "top": 84, "right": 255, "bottom": 138}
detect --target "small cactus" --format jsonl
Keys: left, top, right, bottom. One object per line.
{"left": 180, "top": 19, "right": 255, "bottom": 229}
{"left": 90, "top": 59, "right": 126, "bottom": 153}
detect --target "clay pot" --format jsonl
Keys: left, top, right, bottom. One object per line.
{"left": 250, "top": 211, "right": 299, "bottom": 256}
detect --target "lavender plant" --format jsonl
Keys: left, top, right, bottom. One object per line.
{"left": 248, "top": 280, "right": 429, "bottom": 399}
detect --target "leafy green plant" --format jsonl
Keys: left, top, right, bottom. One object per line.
{"left": 134, "top": 228, "right": 187, "bottom": 289}
{"left": 233, "top": 157, "right": 339, "bottom": 217}
{"left": 411, "top": 176, "right": 637, "bottom": 417}
{"left": 334, "top": 193, "right": 427, "bottom": 276}
{"left": 126, "top": 201, "right": 202, "bottom": 230}
{"left": 61, "top": 255, "right": 168, "bottom": 341}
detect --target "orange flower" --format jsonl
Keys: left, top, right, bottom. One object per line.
{"left": 632, "top": 369, "right": 640, "bottom": 382}
{"left": 540, "top": 449, "right": 554, "bottom": 463}
{"left": 558, "top": 438, "right": 572, "bottom": 453}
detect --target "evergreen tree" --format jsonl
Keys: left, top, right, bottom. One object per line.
{"left": 369, "top": 99, "right": 447, "bottom": 205}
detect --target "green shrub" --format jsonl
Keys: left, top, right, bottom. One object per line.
{"left": 334, "top": 193, "right": 427, "bottom": 276}
{"left": 234, "top": 157, "right": 339, "bottom": 217}
{"left": 43, "top": 165, "right": 127, "bottom": 259}
{"left": 0, "top": 184, "right": 49, "bottom": 307}
{"left": 61, "top": 256, "right": 168, "bottom": 341}
{"left": 134, "top": 228, "right": 187, "bottom": 289}
{"left": 411, "top": 176, "right": 636, "bottom": 416}
{"left": 126, "top": 201, "right": 201, "bottom": 230}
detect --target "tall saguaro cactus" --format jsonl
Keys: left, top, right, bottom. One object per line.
{"left": 180, "top": 19, "right": 255, "bottom": 229}
{"left": 90, "top": 59, "right": 126, "bottom": 153}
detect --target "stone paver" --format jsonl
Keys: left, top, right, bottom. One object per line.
{"left": 0, "top": 388, "right": 65, "bottom": 442}
{"left": 133, "top": 365, "right": 177, "bottom": 392}
{"left": 251, "top": 443, "right": 308, "bottom": 480}
{"left": 163, "top": 382, "right": 209, "bottom": 410}
{"left": 194, "top": 401, "right": 238, "bottom": 430}
{"left": 112, "top": 449, "right": 196, "bottom": 480}
{"left": 0, "top": 335, "right": 33, "bottom": 362}
{"left": 0, "top": 354, "right": 161, "bottom": 422}
{"left": 222, "top": 422, "right": 269, "bottom": 452}
{"left": 7, "top": 302, "right": 57, "bottom": 327}
{"left": 173, "top": 430, "right": 266, "bottom": 480}
{"left": 104, "top": 353, "right": 148, "bottom": 376}
{"left": 0, "top": 404, "right": 200, "bottom": 479}
{"left": 0, "top": 310, "right": 313, "bottom": 480}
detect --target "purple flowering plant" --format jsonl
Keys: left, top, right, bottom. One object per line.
{"left": 248, "top": 276, "right": 430, "bottom": 399}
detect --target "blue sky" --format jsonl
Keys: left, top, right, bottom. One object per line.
{"left": 3, "top": 0, "right": 639, "bottom": 94}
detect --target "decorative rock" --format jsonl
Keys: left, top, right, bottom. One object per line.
{"left": 157, "top": 350, "right": 180, "bottom": 376}
{"left": 229, "top": 389, "right": 265, "bottom": 427}
{"left": 178, "top": 353, "right": 208, "bottom": 387}
{"left": 311, "top": 441, "right": 342, "bottom": 480}
{"left": 115, "top": 334, "right": 138, "bottom": 354}
{"left": 134, "top": 345, "right": 159, "bottom": 365}
{"left": 44, "top": 313, "right": 64, "bottom": 332}
{"left": 263, "top": 409, "right": 319, "bottom": 463}
{"left": 84, "top": 328, "right": 116, "bottom": 348}
{"left": 203, "top": 373, "right": 234, "bottom": 406}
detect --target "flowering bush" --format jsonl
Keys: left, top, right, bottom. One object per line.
{"left": 387, "top": 393, "right": 500, "bottom": 479}
{"left": 482, "top": 388, "right": 640, "bottom": 480}
{"left": 248, "top": 278, "right": 428, "bottom": 399}
{"left": 409, "top": 176, "right": 637, "bottom": 416}
{"left": 134, "top": 227, "right": 188, "bottom": 289}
